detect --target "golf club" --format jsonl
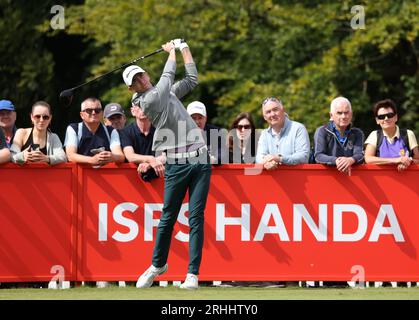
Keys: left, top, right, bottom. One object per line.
{"left": 59, "top": 41, "right": 184, "bottom": 105}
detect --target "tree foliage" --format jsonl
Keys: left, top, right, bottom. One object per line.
{"left": 3, "top": 0, "right": 419, "bottom": 138}
{"left": 0, "top": 0, "right": 55, "bottom": 126}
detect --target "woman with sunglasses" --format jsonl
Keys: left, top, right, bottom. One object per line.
{"left": 364, "top": 99, "right": 419, "bottom": 171}
{"left": 11, "top": 101, "right": 67, "bottom": 165}
{"left": 227, "top": 112, "right": 259, "bottom": 163}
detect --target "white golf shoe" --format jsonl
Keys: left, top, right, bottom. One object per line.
{"left": 179, "top": 273, "right": 198, "bottom": 290}
{"left": 136, "top": 264, "right": 168, "bottom": 288}
{"left": 96, "top": 281, "right": 109, "bottom": 288}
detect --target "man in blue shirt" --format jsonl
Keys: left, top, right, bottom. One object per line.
{"left": 64, "top": 97, "right": 125, "bottom": 166}
{"left": 313, "top": 96, "right": 364, "bottom": 173}
{"left": 0, "top": 100, "right": 17, "bottom": 149}
{"left": 256, "top": 97, "right": 310, "bottom": 170}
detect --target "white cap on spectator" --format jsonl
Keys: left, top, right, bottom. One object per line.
{"left": 187, "top": 101, "right": 207, "bottom": 117}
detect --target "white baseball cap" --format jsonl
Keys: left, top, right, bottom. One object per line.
{"left": 187, "top": 101, "right": 207, "bottom": 117}
{"left": 122, "top": 65, "right": 146, "bottom": 86}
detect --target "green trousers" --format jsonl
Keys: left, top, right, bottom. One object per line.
{"left": 152, "top": 158, "right": 212, "bottom": 275}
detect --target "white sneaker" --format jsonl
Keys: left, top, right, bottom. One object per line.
{"left": 48, "top": 281, "right": 57, "bottom": 289}
{"left": 136, "top": 264, "right": 168, "bottom": 288}
{"left": 96, "top": 281, "right": 109, "bottom": 288}
{"left": 179, "top": 273, "right": 198, "bottom": 290}
{"left": 61, "top": 281, "right": 70, "bottom": 289}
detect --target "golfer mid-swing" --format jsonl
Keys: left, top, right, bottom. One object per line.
{"left": 122, "top": 40, "right": 212, "bottom": 290}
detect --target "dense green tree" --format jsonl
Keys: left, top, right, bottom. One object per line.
{"left": 0, "top": 0, "right": 55, "bottom": 126}
{"left": 60, "top": 0, "right": 418, "bottom": 137}
{"left": 4, "top": 0, "right": 418, "bottom": 139}
{"left": 0, "top": 0, "right": 89, "bottom": 136}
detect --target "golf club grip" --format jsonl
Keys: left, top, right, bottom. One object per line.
{"left": 132, "top": 39, "right": 185, "bottom": 62}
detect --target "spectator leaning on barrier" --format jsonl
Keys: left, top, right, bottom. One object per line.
{"left": 364, "top": 99, "right": 419, "bottom": 171}
{"left": 227, "top": 112, "right": 259, "bottom": 164}
{"left": 103, "top": 102, "right": 127, "bottom": 130}
{"left": 90, "top": 101, "right": 129, "bottom": 287}
{"left": 0, "top": 99, "right": 18, "bottom": 149}
{"left": 121, "top": 97, "right": 165, "bottom": 180}
{"left": 0, "top": 127, "right": 10, "bottom": 163}
{"left": 75, "top": 99, "right": 126, "bottom": 285}
{"left": 64, "top": 97, "right": 125, "bottom": 166}
{"left": 256, "top": 97, "right": 310, "bottom": 169}
{"left": 124, "top": 39, "right": 211, "bottom": 290}
{"left": 187, "top": 101, "right": 224, "bottom": 165}
{"left": 10, "top": 101, "right": 67, "bottom": 165}
{"left": 313, "top": 97, "right": 365, "bottom": 173}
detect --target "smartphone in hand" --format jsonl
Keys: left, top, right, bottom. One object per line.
{"left": 90, "top": 147, "right": 105, "bottom": 155}
{"left": 90, "top": 147, "right": 106, "bottom": 169}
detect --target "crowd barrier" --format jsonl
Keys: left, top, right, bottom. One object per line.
{"left": 0, "top": 163, "right": 418, "bottom": 282}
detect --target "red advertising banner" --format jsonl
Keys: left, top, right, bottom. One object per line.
{"left": 0, "top": 163, "right": 418, "bottom": 282}
{"left": 0, "top": 163, "right": 77, "bottom": 282}
{"left": 78, "top": 164, "right": 419, "bottom": 282}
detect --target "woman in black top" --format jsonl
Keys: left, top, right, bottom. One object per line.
{"left": 227, "top": 112, "right": 258, "bottom": 164}
{"left": 10, "top": 101, "right": 67, "bottom": 165}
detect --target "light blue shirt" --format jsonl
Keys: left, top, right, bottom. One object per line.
{"left": 64, "top": 123, "right": 121, "bottom": 149}
{"left": 256, "top": 117, "right": 310, "bottom": 165}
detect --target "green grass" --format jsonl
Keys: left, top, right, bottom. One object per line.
{"left": 1, "top": 285, "right": 419, "bottom": 300}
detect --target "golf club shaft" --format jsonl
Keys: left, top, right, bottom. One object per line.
{"left": 68, "top": 48, "right": 164, "bottom": 91}
{"left": 60, "top": 40, "right": 186, "bottom": 100}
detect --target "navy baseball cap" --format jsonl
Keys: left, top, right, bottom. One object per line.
{"left": 0, "top": 100, "right": 15, "bottom": 111}
{"left": 104, "top": 102, "right": 124, "bottom": 118}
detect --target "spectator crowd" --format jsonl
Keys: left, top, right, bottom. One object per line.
{"left": 1, "top": 96, "right": 418, "bottom": 171}
{"left": 1, "top": 44, "right": 418, "bottom": 290}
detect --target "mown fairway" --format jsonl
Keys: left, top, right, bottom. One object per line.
{"left": 1, "top": 285, "right": 419, "bottom": 300}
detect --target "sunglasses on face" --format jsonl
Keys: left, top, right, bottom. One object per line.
{"left": 82, "top": 108, "right": 102, "bottom": 115}
{"left": 376, "top": 112, "right": 396, "bottom": 120}
{"left": 237, "top": 124, "right": 251, "bottom": 130}
{"left": 33, "top": 114, "right": 50, "bottom": 120}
